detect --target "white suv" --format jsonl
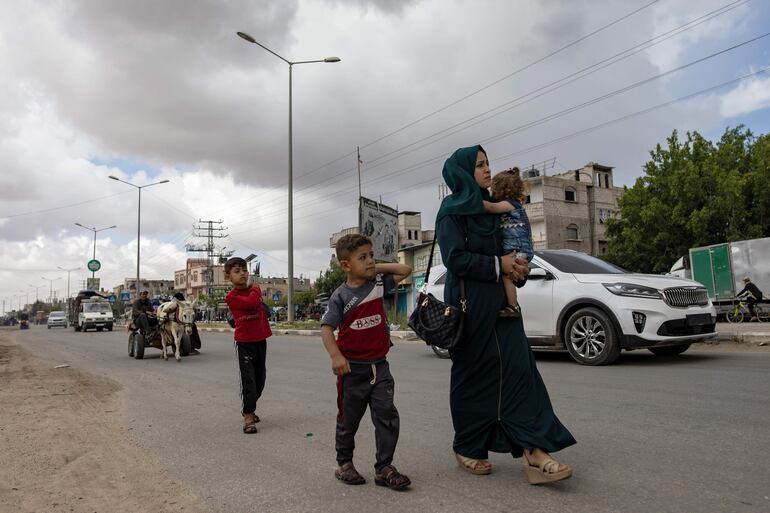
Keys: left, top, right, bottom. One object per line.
{"left": 425, "top": 250, "right": 717, "bottom": 365}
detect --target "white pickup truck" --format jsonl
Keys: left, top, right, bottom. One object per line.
{"left": 74, "top": 297, "right": 114, "bottom": 332}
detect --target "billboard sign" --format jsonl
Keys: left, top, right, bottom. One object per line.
{"left": 359, "top": 197, "right": 398, "bottom": 263}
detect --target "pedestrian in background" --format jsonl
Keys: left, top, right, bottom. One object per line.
{"left": 437, "top": 145, "right": 575, "bottom": 484}
{"left": 224, "top": 256, "right": 272, "bottom": 434}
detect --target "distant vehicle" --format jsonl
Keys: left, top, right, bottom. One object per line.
{"left": 68, "top": 290, "right": 114, "bottom": 332}
{"left": 423, "top": 250, "right": 717, "bottom": 365}
{"left": 35, "top": 310, "right": 46, "bottom": 325}
{"left": 668, "top": 237, "right": 770, "bottom": 317}
{"left": 47, "top": 311, "right": 68, "bottom": 329}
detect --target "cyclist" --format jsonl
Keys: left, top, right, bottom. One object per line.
{"left": 736, "top": 277, "right": 764, "bottom": 321}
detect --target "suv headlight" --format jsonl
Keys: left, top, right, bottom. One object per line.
{"left": 603, "top": 282, "right": 663, "bottom": 299}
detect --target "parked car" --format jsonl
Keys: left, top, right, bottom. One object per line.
{"left": 424, "top": 250, "right": 717, "bottom": 365}
{"left": 47, "top": 311, "right": 68, "bottom": 329}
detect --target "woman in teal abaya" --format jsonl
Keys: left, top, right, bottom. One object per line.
{"left": 436, "top": 145, "right": 576, "bottom": 484}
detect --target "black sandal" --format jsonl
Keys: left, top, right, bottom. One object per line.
{"left": 335, "top": 461, "right": 366, "bottom": 485}
{"left": 498, "top": 304, "right": 521, "bottom": 318}
{"left": 375, "top": 465, "right": 411, "bottom": 490}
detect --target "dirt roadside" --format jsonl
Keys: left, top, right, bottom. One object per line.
{"left": 0, "top": 331, "right": 209, "bottom": 513}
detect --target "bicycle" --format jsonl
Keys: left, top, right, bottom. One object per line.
{"left": 725, "top": 296, "right": 770, "bottom": 323}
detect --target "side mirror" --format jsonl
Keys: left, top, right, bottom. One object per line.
{"left": 528, "top": 268, "right": 555, "bottom": 280}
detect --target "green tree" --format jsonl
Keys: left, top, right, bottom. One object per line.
{"left": 294, "top": 289, "right": 317, "bottom": 306}
{"left": 314, "top": 260, "right": 346, "bottom": 296}
{"left": 606, "top": 126, "right": 769, "bottom": 273}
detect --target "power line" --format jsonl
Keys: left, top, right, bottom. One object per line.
{"left": 227, "top": 28, "right": 768, "bottom": 230}
{"left": 221, "top": 0, "right": 751, "bottom": 224}
{"left": 0, "top": 191, "right": 131, "bottom": 219}
{"left": 209, "top": 0, "right": 663, "bottom": 220}
{"left": 296, "top": 0, "right": 662, "bottom": 179}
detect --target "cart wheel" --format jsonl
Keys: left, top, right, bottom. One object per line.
{"left": 128, "top": 333, "right": 135, "bottom": 357}
{"left": 180, "top": 334, "right": 191, "bottom": 357}
{"left": 133, "top": 334, "right": 145, "bottom": 360}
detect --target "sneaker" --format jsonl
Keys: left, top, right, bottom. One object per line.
{"left": 498, "top": 304, "right": 521, "bottom": 318}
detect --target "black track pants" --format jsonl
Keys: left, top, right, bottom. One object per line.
{"left": 235, "top": 341, "right": 267, "bottom": 415}
{"left": 335, "top": 360, "right": 400, "bottom": 472}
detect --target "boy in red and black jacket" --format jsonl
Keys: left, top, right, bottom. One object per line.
{"left": 225, "top": 256, "right": 272, "bottom": 434}
{"left": 321, "top": 234, "right": 412, "bottom": 490}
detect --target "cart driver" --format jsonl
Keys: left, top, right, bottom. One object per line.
{"left": 737, "top": 277, "right": 764, "bottom": 321}
{"left": 133, "top": 290, "right": 158, "bottom": 334}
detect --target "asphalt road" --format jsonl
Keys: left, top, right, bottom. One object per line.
{"left": 14, "top": 326, "right": 770, "bottom": 513}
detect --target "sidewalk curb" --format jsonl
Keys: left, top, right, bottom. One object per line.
{"left": 715, "top": 331, "right": 770, "bottom": 345}
{"left": 197, "top": 326, "right": 767, "bottom": 345}
{"left": 197, "top": 326, "right": 422, "bottom": 341}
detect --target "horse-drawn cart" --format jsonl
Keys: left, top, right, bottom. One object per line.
{"left": 127, "top": 299, "right": 201, "bottom": 360}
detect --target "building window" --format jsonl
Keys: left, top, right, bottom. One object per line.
{"left": 564, "top": 187, "right": 576, "bottom": 202}
{"left": 605, "top": 174, "right": 610, "bottom": 188}
{"left": 566, "top": 224, "right": 579, "bottom": 240}
{"left": 525, "top": 194, "right": 531, "bottom": 204}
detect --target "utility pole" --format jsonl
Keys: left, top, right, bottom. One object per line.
{"left": 186, "top": 220, "right": 231, "bottom": 298}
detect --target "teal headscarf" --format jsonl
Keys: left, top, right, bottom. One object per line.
{"left": 436, "top": 145, "right": 498, "bottom": 235}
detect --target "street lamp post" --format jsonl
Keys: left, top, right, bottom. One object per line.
{"left": 57, "top": 266, "right": 81, "bottom": 300}
{"left": 108, "top": 176, "right": 169, "bottom": 299}
{"left": 41, "top": 277, "right": 61, "bottom": 303}
{"left": 74, "top": 223, "right": 116, "bottom": 279}
{"left": 237, "top": 31, "right": 340, "bottom": 322}
{"left": 28, "top": 284, "right": 45, "bottom": 303}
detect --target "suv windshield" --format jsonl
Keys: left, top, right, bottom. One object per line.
{"left": 537, "top": 251, "right": 626, "bottom": 274}
{"left": 49, "top": 311, "right": 65, "bottom": 318}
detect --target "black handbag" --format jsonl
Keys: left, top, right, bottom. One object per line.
{"left": 408, "top": 227, "right": 467, "bottom": 351}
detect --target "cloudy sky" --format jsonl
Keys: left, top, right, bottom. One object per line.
{"left": 1, "top": 0, "right": 769, "bottom": 306}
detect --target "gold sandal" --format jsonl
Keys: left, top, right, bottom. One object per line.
{"left": 522, "top": 456, "right": 572, "bottom": 485}
{"left": 455, "top": 453, "right": 492, "bottom": 475}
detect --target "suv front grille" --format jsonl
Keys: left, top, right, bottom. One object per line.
{"left": 663, "top": 287, "right": 709, "bottom": 307}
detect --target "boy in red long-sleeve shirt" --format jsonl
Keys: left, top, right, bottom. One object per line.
{"left": 224, "top": 257, "right": 272, "bottom": 434}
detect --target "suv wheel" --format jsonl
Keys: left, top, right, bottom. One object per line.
{"left": 563, "top": 307, "right": 620, "bottom": 366}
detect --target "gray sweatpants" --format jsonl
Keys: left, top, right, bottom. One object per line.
{"left": 335, "top": 360, "right": 400, "bottom": 472}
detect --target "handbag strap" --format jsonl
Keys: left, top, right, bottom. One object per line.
{"left": 424, "top": 217, "right": 468, "bottom": 311}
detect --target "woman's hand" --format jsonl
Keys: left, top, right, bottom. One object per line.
{"left": 510, "top": 257, "right": 530, "bottom": 282}
{"left": 501, "top": 254, "right": 530, "bottom": 282}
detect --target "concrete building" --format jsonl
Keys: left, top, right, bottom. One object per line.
{"left": 113, "top": 279, "right": 175, "bottom": 300}
{"left": 251, "top": 276, "right": 313, "bottom": 303}
{"left": 174, "top": 258, "right": 226, "bottom": 299}
{"left": 329, "top": 211, "right": 428, "bottom": 250}
{"left": 522, "top": 162, "right": 623, "bottom": 256}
